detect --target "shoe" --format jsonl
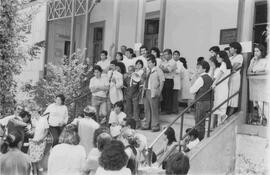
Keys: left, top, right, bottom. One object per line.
{"left": 152, "top": 125, "right": 161, "bottom": 132}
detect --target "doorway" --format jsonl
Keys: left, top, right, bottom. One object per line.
{"left": 88, "top": 21, "right": 105, "bottom": 64}
{"left": 144, "top": 19, "right": 159, "bottom": 50}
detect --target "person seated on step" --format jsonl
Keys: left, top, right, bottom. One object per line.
{"left": 181, "top": 128, "right": 200, "bottom": 153}
{"left": 108, "top": 101, "right": 126, "bottom": 139}
{"left": 156, "top": 127, "right": 178, "bottom": 169}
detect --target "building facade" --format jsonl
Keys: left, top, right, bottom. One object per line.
{"left": 45, "top": 0, "right": 268, "bottom": 70}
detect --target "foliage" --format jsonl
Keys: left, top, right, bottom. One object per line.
{"left": 23, "top": 50, "right": 89, "bottom": 111}
{"left": 0, "top": 0, "right": 26, "bottom": 115}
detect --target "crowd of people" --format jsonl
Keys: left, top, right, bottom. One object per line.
{"left": 0, "top": 41, "right": 268, "bottom": 175}
{"left": 0, "top": 104, "right": 191, "bottom": 175}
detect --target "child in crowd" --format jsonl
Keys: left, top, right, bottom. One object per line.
{"left": 190, "top": 60, "right": 213, "bottom": 141}
{"left": 165, "top": 152, "right": 190, "bottom": 175}
{"left": 181, "top": 128, "right": 200, "bottom": 153}
{"left": 108, "top": 101, "right": 127, "bottom": 138}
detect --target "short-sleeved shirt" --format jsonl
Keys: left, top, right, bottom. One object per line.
{"left": 89, "top": 75, "right": 109, "bottom": 98}
{"left": 97, "top": 59, "right": 111, "bottom": 73}
{"left": 43, "top": 103, "right": 68, "bottom": 127}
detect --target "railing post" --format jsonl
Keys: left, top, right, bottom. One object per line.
{"left": 147, "top": 147, "right": 153, "bottom": 167}
{"left": 179, "top": 114, "right": 184, "bottom": 151}
{"left": 207, "top": 112, "right": 211, "bottom": 137}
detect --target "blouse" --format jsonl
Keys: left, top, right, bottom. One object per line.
{"left": 248, "top": 57, "right": 267, "bottom": 73}
{"left": 48, "top": 143, "right": 86, "bottom": 175}
{"left": 44, "top": 103, "right": 68, "bottom": 127}
{"left": 95, "top": 167, "right": 131, "bottom": 175}
{"left": 89, "top": 75, "right": 109, "bottom": 98}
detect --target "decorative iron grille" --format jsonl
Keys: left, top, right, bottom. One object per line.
{"left": 47, "top": 0, "right": 91, "bottom": 21}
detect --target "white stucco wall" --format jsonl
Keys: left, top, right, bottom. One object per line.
{"left": 164, "top": 0, "right": 239, "bottom": 70}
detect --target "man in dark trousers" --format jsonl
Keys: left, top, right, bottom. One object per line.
{"left": 190, "top": 61, "right": 213, "bottom": 140}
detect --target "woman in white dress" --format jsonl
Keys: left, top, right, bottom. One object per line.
{"left": 211, "top": 51, "right": 232, "bottom": 126}
{"left": 178, "top": 57, "right": 193, "bottom": 106}
{"left": 227, "top": 42, "right": 243, "bottom": 116}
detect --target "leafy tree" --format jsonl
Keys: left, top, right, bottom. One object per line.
{"left": 0, "top": 0, "right": 25, "bottom": 115}
{"left": 23, "top": 50, "right": 92, "bottom": 117}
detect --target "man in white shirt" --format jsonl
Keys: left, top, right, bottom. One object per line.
{"left": 160, "top": 49, "right": 177, "bottom": 114}
{"left": 172, "top": 50, "right": 184, "bottom": 114}
{"left": 123, "top": 48, "right": 137, "bottom": 71}
{"left": 96, "top": 50, "right": 111, "bottom": 74}
{"left": 136, "top": 45, "right": 148, "bottom": 69}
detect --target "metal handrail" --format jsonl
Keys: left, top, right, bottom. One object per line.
{"left": 148, "top": 67, "right": 242, "bottom": 149}
{"left": 146, "top": 66, "right": 242, "bottom": 166}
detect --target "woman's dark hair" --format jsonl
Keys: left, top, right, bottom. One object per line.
{"left": 116, "top": 52, "right": 123, "bottom": 61}
{"left": 173, "top": 50, "right": 180, "bottom": 56}
{"left": 97, "top": 133, "right": 112, "bottom": 152}
{"left": 110, "top": 60, "right": 118, "bottom": 66}
{"left": 254, "top": 44, "right": 266, "bottom": 58}
{"left": 99, "top": 140, "right": 128, "bottom": 170}
{"left": 93, "top": 65, "right": 103, "bottom": 73}
{"left": 126, "top": 48, "right": 134, "bottom": 54}
{"left": 19, "top": 110, "right": 31, "bottom": 123}
{"left": 59, "top": 124, "right": 80, "bottom": 145}
{"left": 229, "top": 42, "right": 242, "bottom": 54}
{"left": 218, "top": 51, "right": 233, "bottom": 69}
{"left": 209, "top": 46, "right": 220, "bottom": 54}
{"left": 147, "top": 54, "right": 157, "bottom": 66}
{"left": 132, "top": 53, "right": 137, "bottom": 58}
{"left": 1, "top": 130, "right": 23, "bottom": 153}
{"left": 164, "top": 127, "right": 177, "bottom": 146}
{"left": 150, "top": 47, "right": 161, "bottom": 58}
{"left": 56, "top": 94, "right": 65, "bottom": 105}
{"left": 93, "top": 126, "right": 110, "bottom": 147}
{"left": 179, "top": 57, "right": 188, "bottom": 69}
{"left": 100, "top": 50, "right": 108, "bottom": 56}
{"left": 115, "top": 62, "right": 126, "bottom": 74}
{"left": 165, "top": 152, "right": 190, "bottom": 175}
{"left": 125, "top": 118, "right": 136, "bottom": 130}
{"left": 135, "top": 59, "right": 144, "bottom": 68}
{"left": 197, "top": 57, "right": 204, "bottom": 64}
{"left": 114, "top": 101, "right": 124, "bottom": 111}
{"left": 185, "top": 128, "right": 199, "bottom": 139}
{"left": 209, "top": 56, "right": 221, "bottom": 68}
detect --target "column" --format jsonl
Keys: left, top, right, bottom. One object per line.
{"left": 111, "top": 0, "right": 120, "bottom": 54}
{"left": 135, "top": 0, "right": 146, "bottom": 44}
{"left": 83, "top": 0, "right": 91, "bottom": 60}
{"left": 158, "top": 0, "right": 166, "bottom": 51}
{"left": 236, "top": 0, "right": 255, "bottom": 121}
{"left": 70, "top": 0, "right": 76, "bottom": 57}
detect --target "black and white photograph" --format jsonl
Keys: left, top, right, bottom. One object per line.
{"left": 0, "top": 0, "right": 269, "bottom": 174}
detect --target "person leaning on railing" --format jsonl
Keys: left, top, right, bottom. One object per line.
{"left": 247, "top": 44, "right": 268, "bottom": 124}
